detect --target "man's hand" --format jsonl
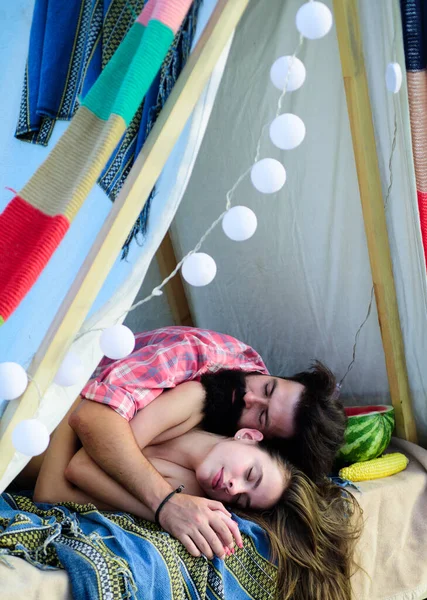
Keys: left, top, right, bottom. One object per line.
{"left": 159, "top": 493, "right": 243, "bottom": 560}
{"left": 69, "top": 390, "right": 242, "bottom": 559}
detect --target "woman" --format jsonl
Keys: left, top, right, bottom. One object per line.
{"left": 17, "top": 406, "right": 361, "bottom": 600}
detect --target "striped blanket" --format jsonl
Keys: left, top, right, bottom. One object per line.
{"left": 15, "top": 0, "right": 202, "bottom": 255}
{"left": 0, "top": 0, "right": 194, "bottom": 325}
{"left": 400, "top": 0, "right": 427, "bottom": 269}
{"left": 0, "top": 494, "right": 277, "bottom": 600}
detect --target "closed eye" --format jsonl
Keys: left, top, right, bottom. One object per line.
{"left": 267, "top": 379, "right": 277, "bottom": 397}
{"left": 259, "top": 409, "right": 269, "bottom": 429}
{"left": 246, "top": 467, "right": 253, "bottom": 482}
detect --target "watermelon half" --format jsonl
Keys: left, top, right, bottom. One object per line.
{"left": 336, "top": 405, "right": 395, "bottom": 465}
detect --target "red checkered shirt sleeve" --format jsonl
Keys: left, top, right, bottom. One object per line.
{"left": 81, "top": 326, "right": 268, "bottom": 420}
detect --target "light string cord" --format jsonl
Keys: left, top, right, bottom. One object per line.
{"left": 23, "top": 33, "right": 397, "bottom": 402}
{"left": 11, "top": 4, "right": 402, "bottom": 442}
{"left": 21, "top": 33, "right": 306, "bottom": 408}
{"left": 75, "top": 34, "right": 305, "bottom": 342}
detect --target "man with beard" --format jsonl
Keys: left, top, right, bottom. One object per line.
{"left": 199, "top": 367, "right": 345, "bottom": 480}
{"left": 57, "top": 327, "right": 345, "bottom": 562}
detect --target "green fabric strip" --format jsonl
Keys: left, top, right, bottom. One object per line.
{"left": 83, "top": 23, "right": 145, "bottom": 121}
{"left": 112, "top": 20, "right": 174, "bottom": 125}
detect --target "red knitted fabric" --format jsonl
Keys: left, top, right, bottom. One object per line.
{"left": 0, "top": 196, "right": 70, "bottom": 322}
{"left": 417, "top": 190, "right": 427, "bottom": 268}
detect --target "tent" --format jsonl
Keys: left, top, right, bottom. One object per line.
{"left": 1, "top": 0, "right": 425, "bottom": 486}
{"left": 2, "top": 2, "right": 427, "bottom": 478}
{"left": 0, "top": 0, "right": 426, "bottom": 595}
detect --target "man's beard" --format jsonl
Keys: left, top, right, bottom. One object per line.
{"left": 200, "top": 369, "right": 248, "bottom": 436}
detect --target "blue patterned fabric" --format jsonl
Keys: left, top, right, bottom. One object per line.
{"left": 15, "top": 0, "right": 105, "bottom": 145}
{"left": 15, "top": 0, "right": 202, "bottom": 254}
{"left": 0, "top": 494, "right": 277, "bottom": 600}
{"left": 105, "top": 0, "right": 202, "bottom": 256}
{"left": 329, "top": 476, "right": 362, "bottom": 493}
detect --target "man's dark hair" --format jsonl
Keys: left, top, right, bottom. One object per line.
{"left": 271, "top": 361, "right": 346, "bottom": 483}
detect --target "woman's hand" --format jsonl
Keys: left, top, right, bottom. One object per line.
{"left": 158, "top": 493, "right": 243, "bottom": 559}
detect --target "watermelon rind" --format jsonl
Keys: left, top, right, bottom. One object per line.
{"left": 336, "top": 405, "right": 395, "bottom": 465}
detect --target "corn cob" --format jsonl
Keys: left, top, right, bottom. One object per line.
{"left": 338, "top": 452, "right": 408, "bottom": 482}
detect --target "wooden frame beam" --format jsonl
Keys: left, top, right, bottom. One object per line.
{"left": 156, "top": 232, "right": 193, "bottom": 326}
{"left": 333, "top": 0, "right": 417, "bottom": 442}
{"left": 0, "top": 0, "right": 250, "bottom": 484}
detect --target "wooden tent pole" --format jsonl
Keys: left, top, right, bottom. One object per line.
{"left": 156, "top": 232, "right": 193, "bottom": 326}
{"left": 0, "top": 0, "right": 250, "bottom": 485}
{"left": 333, "top": 0, "right": 417, "bottom": 442}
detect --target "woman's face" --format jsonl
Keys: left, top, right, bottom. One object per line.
{"left": 195, "top": 438, "right": 287, "bottom": 510}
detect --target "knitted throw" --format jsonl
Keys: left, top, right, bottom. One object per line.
{"left": 0, "top": 0, "right": 194, "bottom": 325}
{"left": 400, "top": 0, "right": 427, "bottom": 270}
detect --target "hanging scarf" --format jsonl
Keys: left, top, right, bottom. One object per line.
{"left": 400, "top": 0, "right": 427, "bottom": 269}
{"left": 15, "top": 0, "right": 202, "bottom": 255}
{"left": 0, "top": 0, "right": 194, "bottom": 325}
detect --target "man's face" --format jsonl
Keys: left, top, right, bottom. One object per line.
{"left": 201, "top": 370, "right": 304, "bottom": 439}
{"left": 239, "top": 374, "right": 304, "bottom": 438}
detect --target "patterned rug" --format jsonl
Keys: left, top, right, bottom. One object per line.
{"left": 0, "top": 493, "right": 277, "bottom": 600}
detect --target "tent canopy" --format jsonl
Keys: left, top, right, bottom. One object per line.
{"left": 0, "top": 0, "right": 426, "bottom": 492}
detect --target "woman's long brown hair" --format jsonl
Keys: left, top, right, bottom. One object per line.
{"left": 238, "top": 450, "right": 362, "bottom": 600}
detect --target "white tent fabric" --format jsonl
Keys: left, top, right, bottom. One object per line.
{"left": 0, "top": 0, "right": 232, "bottom": 491}
{"left": 2, "top": 0, "right": 427, "bottom": 492}
{"left": 170, "top": 0, "right": 427, "bottom": 444}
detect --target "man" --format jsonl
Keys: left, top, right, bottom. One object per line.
{"left": 199, "top": 366, "right": 345, "bottom": 479}
{"left": 67, "top": 326, "right": 345, "bottom": 560}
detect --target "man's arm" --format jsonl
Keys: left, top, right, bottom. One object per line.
{"left": 66, "top": 449, "right": 222, "bottom": 520}
{"left": 69, "top": 382, "right": 242, "bottom": 558}
{"left": 69, "top": 382, "right": 204, "bottom": 506}
{"left": 66, "top": 382, "right": 204, "bottom": 512}
{"left": 65, "top": 448, "right": 164, "bottom": 519}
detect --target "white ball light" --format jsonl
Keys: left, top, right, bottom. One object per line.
{"left": 270, "top": 56, "right": 306, "bottom": 92}
{"left": 182, "top": 253, "right": 217, "bottom": 287}
{"left": 269, "top": 113, "right": 306, "bottom": 150}
{"left": 54, "top": 352, "right": 84, "bottom": 387}
{"left": 385, "top": 62, "right": 402, "bottom": 93}
{"left": 100, "top": 324, "right": 135, "bottom": 360}
{"left": 12, "top": 419, "right": 50, "bottom": 456}
{"left": 222, "top": 206, "right": 258, "bottom": 241}
{"left": 296, "top": 2, "right": 333, "bottom": 40}
{"left": 0, "top": 362, "right": 28, "bottom": 400}
{"left": 251, "top": 158, "right": 286, "bottom": 194}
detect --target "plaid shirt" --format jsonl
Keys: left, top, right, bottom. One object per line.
{"left": 81, "top": 326, "right": 268, "bottom": 420}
